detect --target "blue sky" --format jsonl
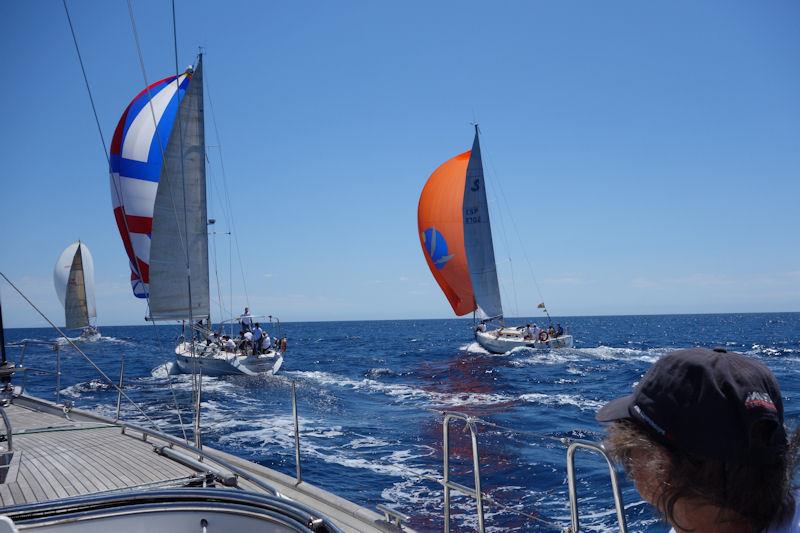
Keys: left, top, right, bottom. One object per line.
{"left": 1, "top": 1, "right": 798, "bottom": 328}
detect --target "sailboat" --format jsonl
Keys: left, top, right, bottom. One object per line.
{"left": 53, "top": 241, "right": 100, "bottom": 340}
{"left": 418, "top": 126, "right": 574, "bottom": 354}
{"left": 109, "top": 56, "right": 282, "bottom": 376}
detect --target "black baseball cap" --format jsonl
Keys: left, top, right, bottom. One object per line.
{"left": 596, "top": 347, "right": 787, "bottom": 465}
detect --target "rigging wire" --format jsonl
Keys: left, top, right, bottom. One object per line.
{"left": 61, "top": 0, "right": 189, "bottom": 443}
{"left": 203, "top": 68, "right": 251, "bottom": 309}
{"left": 206, "top": 151, "right": 227, "bottom": 327}
{"left": 475, "top": 124, "right": 520, "bottom": 319}
{"left": 480, "top": 129, "right": 553, "bottom": 324}
{"left": 123, "top": 0, "right": 193, "bottom": 443}
{"left": 203, "top": 145, "right": 236, "bottom": 335}
{"left": 479, "top": 138, "right": 521, "bottom": 318}
{"left": 205, "top": 146, "right": 244, "bottom": 328}
{"left": 125, "top": 0, "right": 190, "bottom": 264}
{"left": 61, "top": 0, "right": 109, "bottom": 162}
{"left": 166, "top": 0, "right": 202, "bottom": 447}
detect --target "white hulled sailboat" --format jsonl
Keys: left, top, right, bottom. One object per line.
{"left": 53, "top": 241, "right": 100, "bottom": 340}
{"left": 109, "top": 56, "right": 282, "bottom": 376}
{"left": 418, "top": 127, "right": 574, "bottom": 354}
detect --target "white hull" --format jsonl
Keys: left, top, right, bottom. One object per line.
{"left": 475, "top": 328, "right": 574, "bottom": 354}
{"left": 174, "top": 342, "right": 283, "bottom": 376}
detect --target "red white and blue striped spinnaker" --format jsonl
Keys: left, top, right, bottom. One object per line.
{"left": 109, "top": 73, "right": 191, "bottom": 298}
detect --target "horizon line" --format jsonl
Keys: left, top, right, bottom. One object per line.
{"left": 4, "top": 309, "right": 798, "bottom": 330}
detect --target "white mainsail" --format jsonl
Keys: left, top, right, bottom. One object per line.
{"left": 462, "top": 129, "right": 503, "bottom": 320}
{"left": 53, "top": 241, "right": 97, "bottom": 329}
{"left": 148, "top": 57, "right": 210, "bottom": 321}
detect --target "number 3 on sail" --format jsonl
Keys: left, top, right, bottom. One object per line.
{"left": 417, "top": 126, "right": 574, "bottom": 354}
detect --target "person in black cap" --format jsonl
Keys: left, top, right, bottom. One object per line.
{"left": 596, "top": 347, "right": 799, "bottom": 532}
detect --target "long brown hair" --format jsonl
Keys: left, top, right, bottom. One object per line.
{"left": 605, "top": 420, "right": 800, "bottom": 531}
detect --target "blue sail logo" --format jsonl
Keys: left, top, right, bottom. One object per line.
{"left": 422, "top": 227, "right": 455, "bottom": 270}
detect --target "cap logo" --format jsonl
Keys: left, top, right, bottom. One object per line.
{"left": 633, "top": 404, "right": 666, "bottom": 436}
{"left": 744, "top": 391, "right": 777, "bottom": 412}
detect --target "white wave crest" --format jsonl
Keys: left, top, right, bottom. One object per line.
{"left": 579, "top": 346, "right": 670, "bottom": 363}
{"left": 519, "top": 392, "right": 603, "bottom": 411}
{"left": 287, "top": 370, "right": 514, "bottom": 407}
{"left": 460, "top": 342, "right": 490, "bottom": 354}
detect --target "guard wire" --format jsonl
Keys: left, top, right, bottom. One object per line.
{"left": 0, "top": 272, "right": 161, "bottom": 431}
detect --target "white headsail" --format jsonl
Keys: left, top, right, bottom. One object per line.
{"left": 462, "top": 129, "right": 503, "bottom": 320}
{"left": 53, "top": 241, "right": 97, "bottom": 329}
{"left": 148, "top": 57, "right": 210, "bottom": 321}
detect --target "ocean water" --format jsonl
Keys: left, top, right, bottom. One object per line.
{"left": 5, "top": 312, "right": 800, "bottom": 532}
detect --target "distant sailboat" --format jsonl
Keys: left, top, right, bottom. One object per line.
{"left": 109, "top": 56, "right": 282, "bottom": 376}
{"left": 53, "top": 241, "right": 100, "bottom": 340}
{"left": 418, "top": 126, "right": 574, "bottom": 354}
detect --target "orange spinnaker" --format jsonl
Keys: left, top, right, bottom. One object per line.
{"left": 417, "top": 150, "right": 476, "bottom": 316}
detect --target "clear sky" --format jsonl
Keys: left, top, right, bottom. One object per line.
{"left": 1, "top": 1, "right": 798, "bottom": 328}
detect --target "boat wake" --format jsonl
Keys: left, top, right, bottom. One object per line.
{"left": 460, "top": 341, "right": 490, "bottom": 355}
{"left": 509, "top": 345, "right": 672, "bottom": 367}
{"left": 55, "top": 334, "right": 129, "bottom": 345}
{"left": 285, "top": 370, "right": 601, "bottom": 411}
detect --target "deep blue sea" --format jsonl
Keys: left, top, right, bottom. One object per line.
{"left": 5, "top": 313, "right": 800, "bottom": 532}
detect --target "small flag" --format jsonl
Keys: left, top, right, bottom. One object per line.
{"left": 537, "top": 302, "right": 546, "bottom": 309}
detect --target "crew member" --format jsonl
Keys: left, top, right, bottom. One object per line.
{"left": 261, "top": 332, "right": 272, "bottom": 353}
{"left": 524, "top": 324, "right": 533, "bottom": 340}
{"left": 252, "top": 323, "right": 263, "bottom": 354}
{"left": 597, "top": 348, "right": 799, "bottom": 532}
{"left": 240, "top": 307, "right": 253, "bottom": 332}
{"left": 222, "top": 336, "right": 236, "bottom": 352}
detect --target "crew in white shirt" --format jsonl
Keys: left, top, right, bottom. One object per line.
{"left": 252, "top": 324, "right": 263, "bottom": 354}
{"left": 223, "top": 336, "right": 236, "bottom": 352}
{"left": 261, "top": 333, "right": 271, "bottom": 353}
{"left": 240, "top": 307, "right": 253, "bottom": 332}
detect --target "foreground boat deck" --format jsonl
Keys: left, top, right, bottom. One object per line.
{"left": 0, "top": 403, "right": 196, "bottom": 506}
{"left": 0, "top": 395, "right": 409, "bottom": 532}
